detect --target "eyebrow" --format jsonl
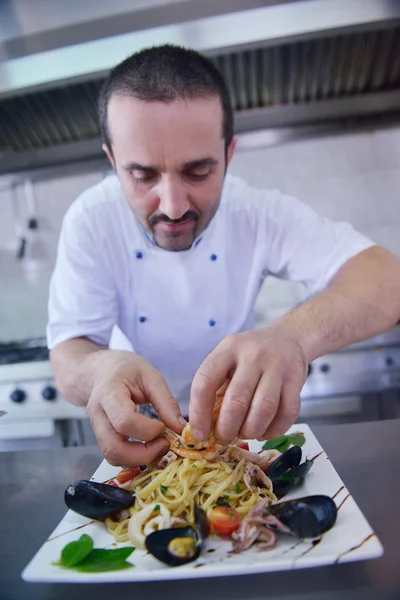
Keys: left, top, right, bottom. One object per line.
{"left": 123, "top": 157, "right": 218, "bottom": 172}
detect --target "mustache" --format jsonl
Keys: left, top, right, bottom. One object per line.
{"left": 149, "top": 211, "right": 199, "bottom": 226}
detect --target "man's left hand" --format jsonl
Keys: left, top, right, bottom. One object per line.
{"left": 188, "top": 324, "right": 308, "bottom": 444}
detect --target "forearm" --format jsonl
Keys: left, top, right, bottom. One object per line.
{"left": 50, "top": 337, "right": 110, "bottom": 406}
{"left": 278, "top": 246, "right": 400, "bottom": 362}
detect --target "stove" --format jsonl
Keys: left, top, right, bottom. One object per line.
{"left": 0, "top": 338, "right": 87, "bottom": 447}
{"left": 0, "top": 338, "right": 49, "bottom": 365}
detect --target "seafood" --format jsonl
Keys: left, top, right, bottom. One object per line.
{"left": 218, "top": 446, "right": 280, "bottom": 472}
{"left": 64, "top": 480, "right": 134, "bottom": 521}
{"left": 232, "top": 498, "right": 277, "bottom": 553}
{"left": 268, "top": 495, "right": 337, "bottom": 538}
{"left": 265, "top": 446, "right": 302, "bottom": 481}
{"left": 164, "top": 383, "right": 228, "bottom": 461}
{"left": 232, "top": 494, "right": 337, "bottom": 552}
{"left": 265, "top": 446, "right": 314, "bottom": 498}
{"left": 128, "top": 503, "right": 187, "bottom": 549}
{"left": 145, "top": 504, "right": 209, "bottom": 567}
{"left": 157, "top": 451, "right": 178, "bottom": 469}
{"left": 243, "top": 462, "right": 274, "bottom": 493}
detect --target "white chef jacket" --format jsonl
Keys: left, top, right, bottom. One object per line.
{"left": 47, "top": 173, "right": 374, "bottom": 413}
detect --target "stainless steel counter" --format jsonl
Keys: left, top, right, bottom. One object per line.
{"left": 2, "top": 419, "right": 400, "bottom": 600}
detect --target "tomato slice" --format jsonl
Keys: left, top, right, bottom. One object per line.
{"left": 115, "top": 467, "right": 141, "bottom": 484}
{"left": 237, "top": 442, "right": 250, "bottom": 451}
{"left": 105, "top": 479, "right": 118, "bottom": 487}
{"left": 210, "top": 506, "right": 241, "bottom": 536}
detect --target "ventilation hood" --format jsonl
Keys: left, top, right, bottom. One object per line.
{"left": 1, "top": 0, "right": 400, "bottom": 176}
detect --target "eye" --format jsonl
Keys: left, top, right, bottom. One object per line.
{"left": 131, "top": 171, "right": 157, "bottom": 184}
{"left": 185, "top": 166, "right": 212, "bottom": 181}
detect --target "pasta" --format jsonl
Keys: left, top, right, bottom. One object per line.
{"left": 105, "top": 384, "right": 278, "bottom": 545}
{"left": 105, "top": 451, "right": 277, "bottom": 543}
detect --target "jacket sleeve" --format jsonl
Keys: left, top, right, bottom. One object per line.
{"left": 260, "top": 188, "right": 375, "bottom": 296}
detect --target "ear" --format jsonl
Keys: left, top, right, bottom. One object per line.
{"left": 102, "top": 143, "right": 116, "bottom": 170}
{"left": 226, "top": 135, "right": 238, "bottom": 167}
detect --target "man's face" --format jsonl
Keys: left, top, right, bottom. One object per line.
{"left": 104, "top": 96, "right": 237, "bottom": 251}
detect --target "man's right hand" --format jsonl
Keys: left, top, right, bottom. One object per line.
{"left": 86, "top": 351, "right": 185, "bottom": 467}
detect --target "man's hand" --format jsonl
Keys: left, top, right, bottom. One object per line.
{"left": 86, "top": 351, "right": 185, "bottom": 467}
{"left": 189, "top": 325, "right": 308, "bottom": 445}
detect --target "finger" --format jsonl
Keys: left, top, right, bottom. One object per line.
{"left": 258, "top": 381, "right": 301, "bottom": 441}
{"left": 239, "top": 372, "right": 281, "bottom": 440}
{"left": 89, "top": 407, "right": 170, "bottom": 467}
{"left": 139, "top": 369, "right": 186, "bottom": 433}
{"left": 101, "top": 382, "right": 166, "bottom": 441}
{"left": 214, "top": 365, "right": 261, "bottom": 444}
{"left": 189, "top": 342, "right": 235, "bottom": 440}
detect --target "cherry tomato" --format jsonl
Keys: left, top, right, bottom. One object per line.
{"left": 115, "top": 467, "right": 141, "bottom": 484}
{"left": 105, "top": 479, "right": 118, "bottom": 487}
{"left": 210, "top": 506, "right": 241, "bottom": 536}
{"left": 237, "top": 442, "right": 250, "bottom": 451}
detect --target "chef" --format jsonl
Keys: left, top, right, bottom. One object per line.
{"left": 47, "top": 44, "right": 400, "bottom": 467}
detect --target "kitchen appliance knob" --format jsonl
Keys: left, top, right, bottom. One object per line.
{"left": 10, "top": 389, "right": 26, "bottom": 403}
{"left": 42, "top": 385, "right": 57, "bottom": 401}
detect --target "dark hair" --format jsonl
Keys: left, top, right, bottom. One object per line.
{"left": 98, "top": 44, "right": 233, "bottom": 154}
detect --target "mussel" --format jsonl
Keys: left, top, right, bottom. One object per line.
{"left": 268, "top": 495, "right": 337, "bottom": 538}
{"left": 145, "top": 505, "right": 209, "bottom": 567}
{"left": 64, "top": 480, "right": 134, "bottom": 521}
{"left": 265, "top": 446, "right": 313, "bottom": 498}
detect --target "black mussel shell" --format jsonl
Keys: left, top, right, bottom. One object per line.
{"left": 145, "top": 505, "right": 209, "bottom": 567}
{"left": 64, "top": 480, "right": 134, "bottom": 521}
{"left": 194, "top": 504, "right": 210, "bottom": 539}
{"left": 272, "top": 458, "right": 314, "bottom": 498}
{"left": 268, "top": 495, "right": 337, "bottom": 538}
{"left": 145, "top": 525, "right": 200, "bottom": 567}
{"left": 265, "top": 446, "right": 302, "bottom": 483}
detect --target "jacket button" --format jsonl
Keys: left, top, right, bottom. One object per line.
{"left": 139, "top": 316, "right": 147, "bottom": 323}
{"left": 136, "top": 251, "right": 143, "bottom": 259}
{"left": 209, "top": 319, "right": 216, "bottom": 327}
{"left": 210, "top": 254, "right": 217, "bottom": 261}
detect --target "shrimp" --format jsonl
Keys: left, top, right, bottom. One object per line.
{"left": 164, "top": 380, "right": 230, "bottom": 461}
{"left": 169, "top": 440, "right": 219, "bottom": 461}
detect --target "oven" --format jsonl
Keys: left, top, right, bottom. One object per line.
{"left": 0, "top": 338, "right": 95, "bottom": 451}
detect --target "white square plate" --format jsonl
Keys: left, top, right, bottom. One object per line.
{"left": 22, "top": 424, "right": 383, "bottom": 583}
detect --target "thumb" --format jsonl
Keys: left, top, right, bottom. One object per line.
{"left": 141, "top": 367, "right": 185, "bottom": 433}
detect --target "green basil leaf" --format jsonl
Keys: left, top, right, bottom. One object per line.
{"left": 60, "top": 534, "right": 93, "bottom": 567}
{"left": 160, "top": 485, "right": 168, "bottom": 495}
{"left": 73, "top": 560, "right": 133, "bottom": 573}
{"left": 262, "top": 435, "right": 288, "bottom": 450}
{"left": 216, "top": 496, "right": 231, "bottom": 507}
{"left": 287, "top": 433, "right": 306, "bottom": 447}
{"left": 236, "top": 482, "right": 241, "bottom": 494}
{"left": 87, "top": 548, "right": 135, "bottom": 562}
{"left": 275, "top": 438, "right": 291, "bottom": 453}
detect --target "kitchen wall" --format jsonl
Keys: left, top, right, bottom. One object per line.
{"left": 0, "top": 125, "right": 399, "bottom": 341}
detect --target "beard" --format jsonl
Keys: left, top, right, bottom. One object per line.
{"left": 148, "top": 210, "right": 200, "bottom": 251}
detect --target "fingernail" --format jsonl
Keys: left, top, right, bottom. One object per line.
{"left": 178, "top": 416, "right": 187, "bottom": 426}
{"left": 192, "top": 428, "right": 205, "bottom": 442}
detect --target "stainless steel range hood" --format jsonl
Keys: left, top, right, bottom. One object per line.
{"left": 1, "top": 0, "right": 400, "bottom": 175}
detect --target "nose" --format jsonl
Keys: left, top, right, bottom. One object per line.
{"left": 157, "top": 175, "right": 190, "bottom": 219}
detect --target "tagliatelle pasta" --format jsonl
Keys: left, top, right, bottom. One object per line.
{"left": 105, "top": 453, "right": 276, "bottom": 543}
